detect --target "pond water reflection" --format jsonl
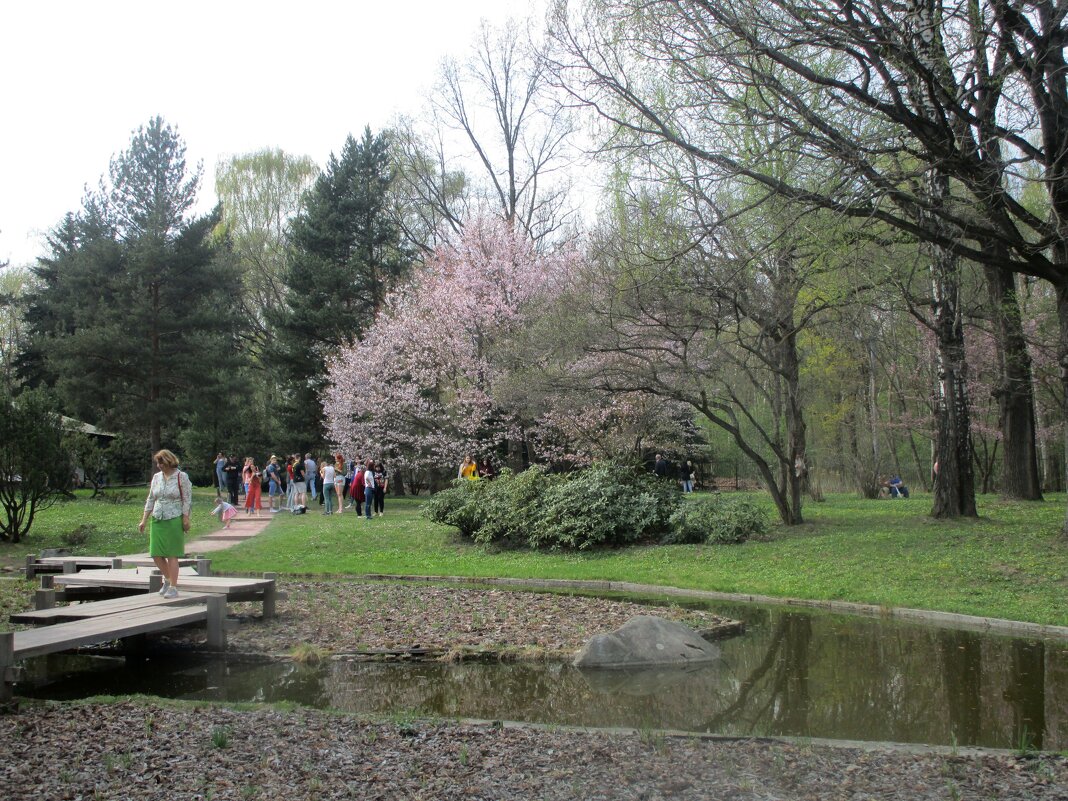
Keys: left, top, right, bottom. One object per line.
{"left": 17, "top": 599, "right": 1068, "bottom": 750}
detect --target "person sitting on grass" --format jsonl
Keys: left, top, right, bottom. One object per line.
{"left": 888, "top": 475, "right": 909, "bottom": 499}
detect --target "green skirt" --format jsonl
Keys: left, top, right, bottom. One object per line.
{"left": 149, "top": 516, "right": 185, "bottom": 557}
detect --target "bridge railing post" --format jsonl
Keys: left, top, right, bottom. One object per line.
{"left": 0, "top": 632, "right": 14, "bottom": 706}
{"left": 262, "top": 572, "right": 278, "bottom": 619}
{"left": 35, "top": 589, "right": 56, "bottom": 611}
{"left": 206, "top": 596, "right": 226, "bottom": 650}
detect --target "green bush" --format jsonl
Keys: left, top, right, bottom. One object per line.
{"left": 532, "top": 462, "right": 679, "bottom": 549}
{"left": 61, "top": 523, "right": 96, "bottom": 548}
{"left": 666, "top": 494, "right": 768, "bottom": 545}
{"left": 424, "top": 462, "right": 680, "bottom": 550}
{"left": 422, "top": 478, "right": 491, "bottom": 538}
{"left": 470, "top": 467, "right": 557, "bottom": 547}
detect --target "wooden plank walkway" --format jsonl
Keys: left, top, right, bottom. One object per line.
{"left": 50, "top": 571, "right": 278, "bottom": 618}
{"left": 25, "top": 554, "right": 208, "bottom": 580}
{"left": 10, "top": 592, "right": 210, "bottom": 625}
{"left": 1, "top": 595, "right": 227, "bottom": 703}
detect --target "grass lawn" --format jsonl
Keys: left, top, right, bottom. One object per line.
{"left": 0, "top": 487, "right": 221, "bottom": 565}
{"left": 2, "top": 488, "right": 1066, "bottom": 626}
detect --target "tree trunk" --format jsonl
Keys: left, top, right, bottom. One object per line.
{"left": 149, "top": 282, "right": 162, "bottom": 481}
{"left": 696, "top": 399, "right": 801, "bottom": 525}
{"left": 983, "top": 264, "right": 1043, "bottom": 500}
{"left": 845, "top": 401, "right": 878, "bottom": 498}
{"left": 857, "top": 340, "right": 881, "bottom": 497}
{"left": 1058, "top": 282, "right": 1068, "bottom": 537}
{"left": 926, "top": 172, "right": 977, "bottom": 519}
{"left": 391, "top": 468, "right": 408, "bottom": 496}
{"left": 930, "top": 305, "right": 977, "bottom": 518}
{"left": 782, "top": 329, "right": 806, "bottom": 524}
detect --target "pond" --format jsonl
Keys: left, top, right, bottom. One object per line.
{"left": 15, "top": 597, "right": 1068, "bottom": 750}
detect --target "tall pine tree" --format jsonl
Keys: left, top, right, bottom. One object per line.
{"left": 24, "top": 117, "right": 242, "bottom": 474}
{"left": 271, "top": 126, "right": 411, "bottom": 449}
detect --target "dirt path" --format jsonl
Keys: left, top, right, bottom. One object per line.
{"left": 184, "top": 513, "right": 274, "bottom": 554}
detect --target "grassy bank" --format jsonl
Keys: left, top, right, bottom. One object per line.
{"left": 0, "top": 487, "right": 221, "bottom": 564}
{"left": 2, "top": 489, "right": 1066, "bottom": 626}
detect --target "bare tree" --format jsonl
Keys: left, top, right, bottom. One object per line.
{"left": 387, "top": 117, "right": 470, "bottom": 256}
{"left": 433, "top": 17, "right": 578, "bottom": 245}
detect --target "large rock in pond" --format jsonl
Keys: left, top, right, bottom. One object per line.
{"left": 573, "top": 615, "right": 720, "bottom": 669}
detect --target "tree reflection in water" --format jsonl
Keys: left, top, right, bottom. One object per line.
{"left": 939, "top": 629, "right": 982, "bottom": 746}
{"left": 16, "top": 604, "right": 1066, "bottom": 750}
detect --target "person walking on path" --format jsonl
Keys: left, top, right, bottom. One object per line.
{"left": 244, "top": 460, "right": 262, "bottom": 516}
{"left": 214, "top": 452, "right": 226, "bottom": 495}
{"left": 223, "top": 454, "right": 241, "bottom": 506}
{"left": 138, "top": 449, "right": 191, "bottom": 599}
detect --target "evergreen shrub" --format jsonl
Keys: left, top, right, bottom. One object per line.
{"left": 666, "top": 494, "right": 768, "bottom": 545}
{"left": 531, "top": 462, "right": 679, "bottom": 549}
{"left": 470, "top": 466, "right": 557, "bottom": 546}
{"left": 422, "top": 478, "right": 490, "bottom": 539}
{"left": 424, "top": 462, "right": 681, "bottom": 550}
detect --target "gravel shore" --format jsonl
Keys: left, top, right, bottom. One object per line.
{"left": 2, "top": 702, "right": 1066, "bottom": 800}
{"left": 2, "top": 578, "right": 1067, "bottom": 799}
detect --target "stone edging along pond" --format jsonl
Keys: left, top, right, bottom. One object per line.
{"left": 277, "top": 572, "right": 1067, "bottom": 642}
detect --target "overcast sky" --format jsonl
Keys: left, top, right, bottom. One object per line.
{"left": 0, "top": 0, "right": 543, "bottom": 266}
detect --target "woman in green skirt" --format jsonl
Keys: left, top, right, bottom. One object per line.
{"left": 138, "top": 449, "right": 192, "bottom": 598}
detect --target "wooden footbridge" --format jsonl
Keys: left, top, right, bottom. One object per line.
{"left": 2, "top": 560, "right": 279, "bottom": 705}
{"left": 23, "top": 553, "right": 209, "bottom": 581}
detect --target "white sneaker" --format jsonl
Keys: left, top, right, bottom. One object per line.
{"left": 163, "top": 586, "right": 178, "bottom": 599}
{"left": 158, "top": 580, "right": 169, "bottom": 596}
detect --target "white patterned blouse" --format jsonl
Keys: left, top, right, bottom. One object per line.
{"left": 143, "top": 470, "right": 193, "bottom": 521}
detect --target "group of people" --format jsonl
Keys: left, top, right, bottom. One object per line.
{"left": 212, "top": 452, "right": 389, "bottom": 521}
{"left": 653, "top": 454, "right": 698, "bottom": 493}
{"left": 138, "top": 448, "right": 394, "bottom": 598}
{"left": 457, "top": 454, "right": 496, "bottom": 481}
